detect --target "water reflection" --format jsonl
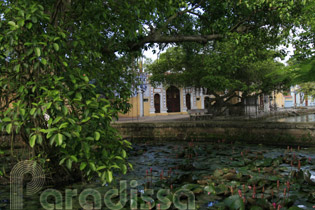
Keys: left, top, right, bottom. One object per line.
{"left": 276, "top": 114, "right": 315, "bottom": 122}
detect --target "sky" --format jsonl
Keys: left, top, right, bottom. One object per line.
{"left": 143, "top": 44, "right": 295, "bottom": 66}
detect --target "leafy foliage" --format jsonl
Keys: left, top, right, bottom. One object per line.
{"left": 0, "top": 1, "right": 133, "bottom": 184}
{"left": 296, "top": 82, "right": 315, "bottom": 99}
{"left": 147, "top": 38, "right": 289, "bottom": 114}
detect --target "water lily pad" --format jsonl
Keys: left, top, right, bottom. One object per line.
{"left": 181, "top": 183, "right": 201, "bottom": 191}
{"left": 214, "top": 169, "right": 224, "bottom": 177}
{"left": 255, "top": 158, "right": 273, "bottom": 167}
{"left": 224, "top": 195, "right": 245, "bottom": 210}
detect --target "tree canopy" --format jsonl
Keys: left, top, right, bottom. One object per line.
{"left": 147, "top": 37, "right": 289, "bottom": 114}
{"left": 0, "top": 0, "right": 313, "bottom": 183}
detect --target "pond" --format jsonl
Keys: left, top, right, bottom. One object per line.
{"left": 1, "top": 141, "right": 315, "bottom": 209}
{"left": 271, "top": 113, "right": 315, "bottom": 123}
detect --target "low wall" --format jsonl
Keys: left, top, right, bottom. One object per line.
{"left": 113, "top": 121, "right": 315, "bottom": 146}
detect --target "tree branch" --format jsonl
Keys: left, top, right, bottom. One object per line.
{"left": 141, "top": 34, "right": 223, "bottom": 45}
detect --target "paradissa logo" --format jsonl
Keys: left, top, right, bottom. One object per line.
{"left": 11, "top": 160, "right": 195, "bottom": 210}
{"left": 40, "top": 180, "right": 195, "bottom": 210}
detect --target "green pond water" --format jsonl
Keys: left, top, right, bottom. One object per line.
{"left": 1, "top": 142, "right": 315, "bottom": 210}
{"left": 270, "top": 113, "right": 315, "bottom": 123}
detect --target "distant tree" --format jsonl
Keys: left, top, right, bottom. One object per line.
{"left": 297, "top": 82, "right": 315, "bottom": 100}
{"left": 147, "top": 37, "right": 290, "bottom": 115}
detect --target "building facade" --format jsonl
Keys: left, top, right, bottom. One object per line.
{"left": 119, "top": 84, "right": 207, "bottom": 118}
{"left": 119, "top": 76, "right": 315, "bottom": 118}
{"left": 118, "top": 74, "right": 210, "bottom": 117}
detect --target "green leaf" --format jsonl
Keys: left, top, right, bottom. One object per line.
{"left": 8, "top": 21, "right": 16, "bottom": 27}
{"left": 68, "top": 118, "right": 76, "bottom": 125}
{"left": 128, "top": 163, "right": 133, "bottom": 170}
{"left": 59, "top": 157, "right": 66, "bottom": 165}
{"left": 72, "top": 131, "right": 80, "bottom": 137}
{"left": 50, "top": 134, "right": 57, "bottom": 145}
{"left": 70, "top": 155, "right": 78, "bottom": 162}
{"left": 34, "top": 62, "right": 39, "bottom": 69}
{"left": 121, "top": 164, "right": 127, "bottom": 174}
{"left": 59, "top": 122, "right": 68, "bottom": 129}
{"left": 29, "top": 135, "right": 37, "bottom": 147}
{"left": 81, "top": 117, "right": 90, "bottom": 123}
{"left": 25, "top": 49, "right": 33, "bottom": 57}
{"left": 62, "top": 106, "right": 68, "bottom": 115}
{"left": 80, "top": 162, "right": 87, "bottom": 171}
{"left": 2, "top": 117, "right": 11, "bottom": 122}
{"left": 26, "top": 22, "right": 32, "bottom": 29}
{"left": 89, "top": 162, "right": 96, "bottom": 171}
{"left": 115, "top": 156, "right": 124, "bottom": 160}
{"left": 86, "top": 137, "right": 94, "bottom": 141}
{"left": 94, "top": 131, "right": 100, "bottom": 141}
{"left": 59, "top": 32, "right": 66, "bottom": 39}
{"left": 110, "top": 164, "right": 121, "bottom": 169}
{"left": 83, "top": 142, "right": 90, "bottom": 155}
{"left": 62, "top": 132, "right": 71, "bottom": 138}
{"left": 46, "top": 102, "right": 52, "bottom": 109}
{"left": 224, "top": 195, "right": 245, "bottom": 210}
{"left": 75, "top": 92, "right": 82, "bottom": 101}
{"left": 30, "top": 108, "right": 36, "bottom": 115}
{"left": 20, "top": 109, "right": 26, "bottom": 116}
{"left": 62, "top": 61, "right": 68, "bottom": 67}
{"left": 18, "top": 10, "right": 24, "bottom": 17}
{"left": 106, "top": 170, "right": 113, "bottom": 183}
{"left": 121, "top": 150, "right": 127, "bottom": 158}
{"left": 41, "top": 58, "right": 47, "bottom": 65}
{"left": 17, "top": 19, "right": 24, "bottom": 27}
{"left": 66, "top": 159, "right": 72, "bottom": 170}
{"left": 14, "top": 64, "right": 20, "bottom": 72}
{"left": 35, "top": 47, "right": 41, "bottom": 57}
{"left": 32, "top": 16, "right": 37, "bottom": 23}
{"left": 6, "top": 123, "right": 12, "bottom": 134}
{"left": 53, "top": 116, "right": 62, "bottom": 124}
{"left": 57, "top": 133, "right": 63, "bottom": 145}
{"left": 47, "top": 118, "right": 52, "bottom": 126}
{"left": 204, "top": 184, "right": 216, "bottom": 194}
{"left": 37, "top": 134, "right": 43, "bottom": 144}
{"left": 53, "top": 43, "right": 59, "bottom": 51}
{"left": 83, "top": 75, "right": 89, "bottom": 82}
{"left": 96, "top": 166, "right": 106, "bottom": 171}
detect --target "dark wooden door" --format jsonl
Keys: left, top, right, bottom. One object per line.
{"left": 186, "top": 94, "right": 191, "bottom": 110}
{"left": 154, "top": 94, "right": 160, "bottom": 113}
{"left": 167, "top": 86, "right": 180, "bottom": 112}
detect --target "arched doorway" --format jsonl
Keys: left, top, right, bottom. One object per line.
{"left": 154, "top": 94, "right": 160, "bottom": 113}
{"left": 186, "top": 94, "right": 191, "bottom": 110}
{"left": 166, "top": 86, "right": 180, "bottom": 112}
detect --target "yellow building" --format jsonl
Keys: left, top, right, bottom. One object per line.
{"left": 118, "top": 73, "right": 292, "bottom": 118}
{"left": 118, "top": 74, "right": 208, "bottom": 118}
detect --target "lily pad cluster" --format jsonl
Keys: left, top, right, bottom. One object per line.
{"left": 123, "top": 141, "right": 315, "bottom": 210}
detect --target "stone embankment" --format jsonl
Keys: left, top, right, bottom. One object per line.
{"left": 113, "top": 108, "right": 315, "bottom": 146}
